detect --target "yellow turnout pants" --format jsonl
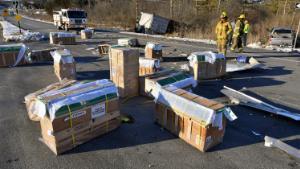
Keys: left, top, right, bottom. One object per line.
{"left": 217, "top": 39, "right": 227, "bottom": 55}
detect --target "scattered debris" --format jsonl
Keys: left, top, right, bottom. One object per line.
{"left": 251, "top": 131, "right": 262, "bottom": 136}
{"left": 118, "top": 38, "right": 138, "bottom": 47}
{"left": 226, "top": 57, "right": 264, "bottom": 73}
{"left": 265, "top": 136, "right": 300, "bottom": 159}
{"left": 120, "top": 114, "right": 135, "bottom": 124}
{"left": 27, "top": 47, "right": 60, "bottom": 63}
{"left": 221, "top": 86, "right": 300, "bottom": 121}
{"left": 0, "top": 21, "right": 45, "bottom": 42}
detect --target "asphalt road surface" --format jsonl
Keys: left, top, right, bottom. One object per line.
{"left": 1, "top": 14, "right": 300, "bottom": 169}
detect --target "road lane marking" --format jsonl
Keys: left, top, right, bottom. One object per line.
{"left": 269, "top": 57, "right": 300, "bottom": 63}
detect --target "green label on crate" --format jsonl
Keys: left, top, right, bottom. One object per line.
{"left": 157, "top": 73, "right": 190, "bottom": 86}
{"left": 55, "top": 93, "right": 118, "bottom": 117}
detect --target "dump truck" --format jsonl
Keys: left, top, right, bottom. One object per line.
{"left": 53, "top": 9, "right": 87, "bottom": 31}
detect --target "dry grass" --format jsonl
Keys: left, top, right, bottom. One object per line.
{"left": 26, "top": 0, "right": 300, "bottom": 45}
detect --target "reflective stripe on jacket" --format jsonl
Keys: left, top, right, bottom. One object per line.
{"left": 244, "top": 22, "right": 250, "bottom": 34}
{"left": 215, "top": 21, "right": 232, "bottom": 40}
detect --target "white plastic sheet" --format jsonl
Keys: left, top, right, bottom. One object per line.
{"left": 50, "top": 32, "right": 76, "bottom": 38}
{"left": 139, "top": 58, "right": 160, "bottom": 68}
{"left": 50, "top": 49, "right": 74, "bottom": 64}
{"left": 188, "top": 51, "right": 225, "bottom": 65}
{"left": 0, "top": 21, "right": 44, "bottom": 42}
{"left": 12, "top": 44, "right": 27, "bottom": 67}
{"left": 146, "top": 42, "right": 162, "bottom": 50}
{"left": 149, "top": 74, "right": 197, "bottom": 99}
{"left": 155, "top": 86, "right": 215, "bottom": 125}
{"left": 35, "top": 79, "right": 118, "bottom": 121}
{"left": 117, "top": 38, "right": 138, "bottom": 46}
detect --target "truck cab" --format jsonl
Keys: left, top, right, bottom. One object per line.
{"left": 53, "top": 9, "right": 87, "bottom": 31}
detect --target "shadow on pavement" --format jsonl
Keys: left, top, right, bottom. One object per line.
{"left": 67, "top": 97, "right": 175, "bottom": 155}
{"left": 162, "top": 56, "right": 188, "bottom": 62}
{"left": 229, "top": 66, "right": 293, "bottom": 78}
{"left": 76, "top": 70, "right": 110, "bottom": 80}
{"left": 194, "top": 77, "right": 285, "bottom": 99}
{"left": 211, "top": 104, "right": 300, "bottom": 152}
{"left": 74, "top": 56, "right": 105, "bottom": 63}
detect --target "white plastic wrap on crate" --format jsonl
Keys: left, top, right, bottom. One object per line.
{"left": 0, "top": 43, "right": 27, "bottom": 67}
{"left": 150, "top": 74, "right": 197, "bottom": 99}
{"left": 155, "top": 86, "right": 235, "bottom": 126}
{"left": 145, "top": 42, "right": 162, "bottom": 50}
{"left": 50, "top": 32, "right": 76, "bottom": 38}
{"left": 80, "top": 28, "right": 94, "bottom": 34}
{"left": 35, "top": 79, "right": 118, "bottom": 121}
{"left": 50, "top": 49, "right": 74, "bottom": 64}
{"left": 188, "top": 51, "right": 225, "bottom": 65}
{"left": 139, "top": 58, "right": 160, "bottom": 68}
{"left": 117, "top": 38, "right": 138, "bottom": 46}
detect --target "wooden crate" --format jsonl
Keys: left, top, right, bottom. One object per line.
{"left": 110, "top": 48, "right": 139, "bottom": 98}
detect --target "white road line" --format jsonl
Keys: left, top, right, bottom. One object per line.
{"left": 269, "top": 57, "right": 300, "bottom": 63}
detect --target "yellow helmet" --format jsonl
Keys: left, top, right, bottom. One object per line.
{"left": 220, "top": 11, "right": 227, "bottom": 19}
{"left": 239, "top": 14, "right": 246, "bottom": 19}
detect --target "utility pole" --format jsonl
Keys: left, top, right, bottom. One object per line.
{"left": 293, "top": 3, "right": 300, "bottom": 50}
{"left": 217, "top": 0, "right": 221, "bottom": 12}
{"left": 136, "top": 0, "right": 139, "bottom": 21}
{"left": 170, "top": 0, "right": 173, "bottom": 19}
{"left": 87, "top": 0, "right": 91, "bottom": 9}
{"left": 283, "top": 0, "right": 288, "bottom": 15}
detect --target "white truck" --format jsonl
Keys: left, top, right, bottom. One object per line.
{"left": 53, "top": 9, "right": 87, "bottom": 31}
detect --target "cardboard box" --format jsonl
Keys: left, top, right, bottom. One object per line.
{"left": 35, "top": 80, "right": 121, "bottom": 155}
{"left": 24, "top": 79, "right": 77, "bottom": 122}
{"left": 0, "top": 44, "right": 26, "bottom": 67}
{"left": 188, "top": 52, "right": 226, "bottom": 80}
{"left": 51, "top": 49, "right": 76, "bottom": 81}
{"left": 80, "top": 29, "right": 93, "bottom": 40}
{"left": 139, "top": 70, "right": 196, "bottom": 97}
{"left": 155, "top": 87, "right": 227, "bottom": 152}
{"left": 145, "top": 42, "right": 162, "bottom": 59}
{"left": 139, "top": 57, "right": 160, "bottom": 76}
{"left": 110, "top": 48, "right": 139, "bottom": 98}
{"left": 50, "top": 32, "right": 76, "bottom": 45}
{"left": 41, "top": 111, "right": 121, "bottom": 155}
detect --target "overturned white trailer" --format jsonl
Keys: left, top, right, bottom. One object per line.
{"left": 138, "top": 12, "right": 170, "bottom": 34}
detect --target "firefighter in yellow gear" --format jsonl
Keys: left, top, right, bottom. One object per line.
{"left": 215, "top": 12, "right": 232, "bottom": 56}
{"left": 231, "top": 14, "right": 245, "bottom": 53}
